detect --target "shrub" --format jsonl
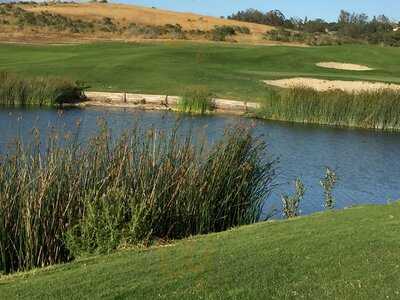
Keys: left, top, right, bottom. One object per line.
{"left": 281, "top": 178, "right": 305, "bottom": 218}
{"left": 264, "top": 29, "right": 345, "bottom": 46}
{"left": 100, "top": 17, "right": 118, "bottom": 32}
{"left": 233, "top": 25, "right": 251, "bottom": 34}
{"left": 264, "top": 28, "right": 293, "bottom": 42}
{"left": 210, "top": 25, "right": 236, "bottom": 41}
{"left": 320, "top": 168, "right": 337, "bottom": 210}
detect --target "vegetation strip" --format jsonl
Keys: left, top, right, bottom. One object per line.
{"left": 1, "top": 202, "right": 399, "bottom": 299}
{"left": 0, "top": 124, "right": 275, "bottom": 274}
{"left": 258, "top": 87, "right": 400, "bottom": 131}
{"left": 0, "top": 3, "right": 259, "bottom": 44}
{"left": 0, "top": 72, "right": 84, "bottom": 106}
{"left": 84, "top": 88, "right": 400, "bottom": 131}
{"left": 83, "top": 91, "right": 260, "bottom": 113}
{"left": 230, "top": 8, "right": 400, "bottom": 47}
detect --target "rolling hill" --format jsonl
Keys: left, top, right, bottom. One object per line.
{"left": 0, "top": 2, "right": 280, "bottom": 44}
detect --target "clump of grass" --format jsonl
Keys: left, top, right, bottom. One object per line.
{"left": 0, "top": 122, "right": 276, "bottom": 273}
{"left": 0, "top": 72, "right": 85, "bottom": 106}
{"left": 177, "top": 86, "right": 214, "bottom": 114}
{"left": 258, "top": 87, "right": 400, "bottom": 131}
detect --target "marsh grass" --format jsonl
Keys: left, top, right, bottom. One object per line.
{"left": 0, "top": 122, "right": 276, "bottom": 274}
{"left": 177, "top": 86, "right": 214, "bottom": 114}
{"left": 0, "top": 72, "right": 85, "bottom": 106}
{"left": 259, "top": 87, "right": 400, "bottom": 130}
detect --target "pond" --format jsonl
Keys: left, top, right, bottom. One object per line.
{"left": 1, "top": 107, "right": 399, "bottom": 216}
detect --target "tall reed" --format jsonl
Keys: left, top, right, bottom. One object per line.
{"left": 0, "top": 122, "right": 275, "bottom": 273}
{"left": 177, "top": 86, "right": 214, "bottom": 114}
{"left": 0, "top": 72, "right": 85, "bottom": 106}
{"left": 258, "top": 87, "right": 400, "bottom": 131}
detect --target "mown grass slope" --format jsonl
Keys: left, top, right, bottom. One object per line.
{"left": 0, "top": 202, "right": 399, "bottom": 299}
{"left": 0, "top": 42, "right": 399, "bottom": 101}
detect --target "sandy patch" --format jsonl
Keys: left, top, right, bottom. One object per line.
{"left": 264, "top": 78, "right": 400, "bottom": 93}
{"left": 316, "top": 62, "right": 373, "bottom": 71}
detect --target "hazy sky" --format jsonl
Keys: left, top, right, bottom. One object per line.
{"left": 120, "top": 0, "right": 400, "bottom": 21}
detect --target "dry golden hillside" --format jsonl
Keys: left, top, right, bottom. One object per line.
{"left": 0, "top": 3, "right": 304, "bottom": 45}
{"left": 25, "top": 3, "right": 273, "bottom": 34}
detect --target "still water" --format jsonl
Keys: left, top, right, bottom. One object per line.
{"left": 1, "top": 107, "right": 399, "bottom": 216}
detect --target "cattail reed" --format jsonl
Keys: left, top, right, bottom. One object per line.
{"left": 0, "top": 122, "right": 276, "bottom": 274}
{"left": 0, "top": 72, "right": 84, "bottom": 107}
{"left": 259, "top": 87, "right": 400, "bottom": 131}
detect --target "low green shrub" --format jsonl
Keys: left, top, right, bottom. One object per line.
{"left": 126, "top": 23, "right": 186, "bottom": 39}
{"left": 281, "top": 178, "right": 305, "bottom": 218}
{"left": 210, "top": 25, "right": 236, "bottom": 41}
{"left": 265, "top": 28, "right": 347, "bottom": 46}
{"left": 0, "top": 72, "right": 85, "bottom": 106}
{"left": 233, "top": 25, "right": 251, "bottom": 34}
{"left": 321, "top": 168, "right": 337, "bottom": 210}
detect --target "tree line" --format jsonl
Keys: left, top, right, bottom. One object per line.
{"left": 228, "top": 9, "right": 400, "bottom": 46}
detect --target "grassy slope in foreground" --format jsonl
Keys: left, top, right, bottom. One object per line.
{"left": 0, "top": 42, "right": 400, "bottom": 101}
{"left": 1, "top": 202, "right": 399, "bottom": 299}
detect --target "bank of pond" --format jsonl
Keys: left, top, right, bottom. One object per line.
{"left": 0, "top": 106, "right": 399, "bottom": 274}
{"left": 1, "top": 72, "right": 400, "bottom": 131}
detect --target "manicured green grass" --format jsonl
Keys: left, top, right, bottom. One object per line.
{"left": 0, "top": 42, "right": 400, "bottom": 102}
{"left": 1, "top": 202, "right": 399, "bottom": 299}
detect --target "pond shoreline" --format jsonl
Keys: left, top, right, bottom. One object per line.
{"left": 68, "top": 91, "right": 400, "bottom": 132}
{"left": 69, "top": 91, "right": 260, "bottom": 116}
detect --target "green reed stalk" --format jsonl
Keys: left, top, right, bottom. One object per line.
{"left": 0, "top": 72, "right": 85, "bottom": 106}
{"left": 258, "top": 87, "right": 400, "bottom": 131}
{"left": 0, "top": 122, "right": 276, "bottom": 273}
{"left": 177, "top": 86, "right": 214, "bottom": 114}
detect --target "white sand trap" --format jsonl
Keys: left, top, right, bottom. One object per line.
{"left": 316, "top": 62, "right": 373, "bottom": 71}
{"left": 264, "top": 78, "right": 400, "bottom": 93}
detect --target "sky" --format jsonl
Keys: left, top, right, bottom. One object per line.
{"left": 120, "top": 0, "right": 400, "bottom": 22}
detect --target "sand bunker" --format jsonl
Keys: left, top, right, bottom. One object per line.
{"left": 316, "top": 62, "right": 373, "bottom": 71}
{"left": 264, "top": 78, "right": 400, "bottom": 93}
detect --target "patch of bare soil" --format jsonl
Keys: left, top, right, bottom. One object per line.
{"left": 264, "top": 78, "right": 400, "bottom": 93}
{"left": 316, "top": 62, "right": 373, "bottom": 71}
